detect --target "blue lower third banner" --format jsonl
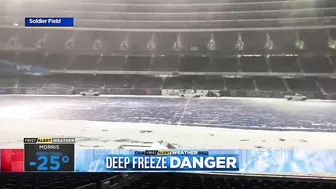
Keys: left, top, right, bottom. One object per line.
{"left": 25, "top": 17, "right": 74, "bottom": 27}
{"left": 75, "top": 149, "right": 336, "bottom": 173}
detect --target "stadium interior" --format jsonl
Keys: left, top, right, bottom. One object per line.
{"left": 1, "top": 0, "right": 336, "bottom": 188}
{"left": 0, "top": 173, "right": 336, "bottom": 189}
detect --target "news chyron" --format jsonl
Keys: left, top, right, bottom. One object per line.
{"left": 105, "top": 150, "right": 239, "bottom": 172}
{"left": 25, "top": 17, "right": 74, "bottom": 28}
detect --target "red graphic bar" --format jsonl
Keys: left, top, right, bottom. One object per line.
{"left": 1, "top": 149, "right": 24, "bottom": 172}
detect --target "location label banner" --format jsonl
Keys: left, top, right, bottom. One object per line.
{"left": 24, "top": 138, "right": 75, "bottom": 172}
{"left": 25, "top": 17, "right": 74, "bottom": 27}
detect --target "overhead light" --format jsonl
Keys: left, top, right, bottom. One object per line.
{"left": 265, "top": 40, "right": 274, "bottom": 50}
{"left": 65, "top": 38, "right": 75, "bottom": 49}
{"left": 120, "top": 41, "right": 128, "bottom": 50}
{"left": 294, "top": 40, "right": 304, "bottom": 50}
{"left": 147, "top": 41, "right": 156, "bottom": 51}
{"left": 207, "top": 38, "right": 216, "bottom": 51}
{"left": 235, "top": 34, "right": 244, "bottom": 51}
{"left": 93, "top": 39, "right": 103, "bottom": 50}
{"left": 173, "top": 42, "right": 182, "bottom": 51}
{"left": 328, "top": 39, "right": 336, "bottom": 49}
{"left": 13, "top": 23, "right": 19, "bottom": 26}
{"left": 235, "top": 40, "right": 244, "bottom": 51}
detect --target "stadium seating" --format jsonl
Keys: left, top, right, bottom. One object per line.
{"left": 0, "top": 51, "right": 16, "bottom": 62}
{"left": 214, "top": 32, "right": 238, "bottom": 54}
{"left": 128, "top": 33, "right": 153, "bottom": 51}
{"left": 318, "top": 78, "right": 336, "bottom": 93}
{"left": 300, "top": 57, "right": 334, "bottom": 73}
{"left": 44, "top": 30, "right": 73, "bottom": 49}
{"left": 68, "top": 55, "right": 99, "bottom": 70}
{"left": 180, "top": 56, "right": 209, "bottom": 72}
{"left": 11, "top": 52, "right": 44, "bottom": 66}
{"left": 4, "top": 75, "right": 336, "bottom": 96}
{"left": 149, "top": 56, "right": 179, "bottom": 72}
{"left": 41, "top": 54, "right": 70, "bottom": 70}
{"left": 99, "top": 32, "right": 126, "bottom": 51}
{"left": 226, "top": 78, "right": 255, "bottom": 91}
{"left": 0, "top": 28, "right": 18, "bottom": 47}
{"left": 241, "top": 31, "right": 266, "bottom": 53}
{"left": 162, "top": 76, "right": 193, "bottom": 89}
{"left": 105, "top": 75, "right": 131, "bottom": 88}
{"left": 153, "top": 33, "right": 177, "bottom": 51}
{"left": 179, "top": 33, "right": 209, "bottom": 52}
{"left": 268, "top": 31, "right": 297, "bottom": 53}
{"left": 77, "top": 75, "right": 105, "bottom": 88}
{"left": 72, "top": 31, "right": 101, "bottom": 51}
{"left": 0, "top": 172, "right": 335, "bottom": 189}
{"left": 286, "top": 78, "right": 320, "bottom": 92}
{"left": 255, "top": 77, "right": 286, "bottom": 91}
{"left": 193, "top": 76, "right": 225, "bottom": 90}
{"left": 299, "top": 30, "right": 329, "bottom": 52}
{"left": 240, "top": 57, "right": 268, "bottom": 72}
{"left": 0, "top": 173, "right": 119, "bottom": 189}
{"left": 117, "top": 173, "right": 336, "bottom": 189}
{"left": 17, "top": 29, "right": 47, "bottom": 48}
{"left": 97, "top": 56, "right": 125, "bottom": 71}
{"left": 130, "top": 76, "right": 163, "bottom": 89}
{"left": 208, "top": 57, "right": 239, "bottom": 72}
{"left": 44, "top": 74, "right": 77, "bottom": 88}
{"left": 0, "top": 77, "right": 16, "bottom": 87}
{"left": 124, "top": 56, "right": 150, "bottom": 71}
{"left": 329, "top": 56, "right": 336, "bottom": 70}
{"left": 269, "top": 57, "right": 300, "bottom": 73}
{"left": 18, "top": 76, "right": 46, "bottom": 88}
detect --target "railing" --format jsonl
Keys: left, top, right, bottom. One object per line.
{"left": 0, "top": 87, "right": 334, "bottom": 100}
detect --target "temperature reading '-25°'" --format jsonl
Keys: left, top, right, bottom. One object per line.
{"left": 24, "top": 142, "right": 75, "bottom": 172}
{"left": 37, "top": 155, "right": 70, "bottom": 171}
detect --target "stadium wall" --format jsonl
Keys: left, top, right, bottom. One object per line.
{"left": 0, "top": 87, "right": 334, "bottom": 100}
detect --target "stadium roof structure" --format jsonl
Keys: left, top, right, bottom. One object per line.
{"left": 1, "top": 0, "right": 336, "bottom": 31}
{"left": 1, "top": 0, "right": 336, "bottom": 76}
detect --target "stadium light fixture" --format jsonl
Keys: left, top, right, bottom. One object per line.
{"left": 120, "top": 33, "right": 129, "bottom": 51}
{"left": 120, "top": 40, "right": 129, "bottom": 50}
{"left": 294, "top": 40, "right": 304, "bottom": 50}
{"left": 328, "top": 39, "right": 336, "bottom": 49}
{"left": 7, "top": 37, "right": 18, "bottom": 47}
{"left": 235, "top": 33, "right": 244, "bottom": 51}
{"left": 173, "top": 33, "right": 182, "bottom": 51}
{"left": 93, "top": 39, "right": 103, "bottom": 50}
{"left": 326, "top": 29, "right": 336, "bottom": 49}
{"left": 294, "top": 31, "right": 304, "bottom": 50}
{"left": 173, "top": 42, "right": 182, "bottom": 51}
{"left": 35, "top": 39, "right": 44, "bottom": 49}
{"left": 147, "top": 33, "right": 156, "bottom": 51}
{"left": 147, "top": 41, "right": 156, "bottom": 51}
{"left": 65, "top": 38, "right": 75, "bottom": 49}
{"left": 264, "top": 33, "right": 274, "bottom": 50}
{"left": 207, "top": 33, "right": 216, "bottom": 51}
